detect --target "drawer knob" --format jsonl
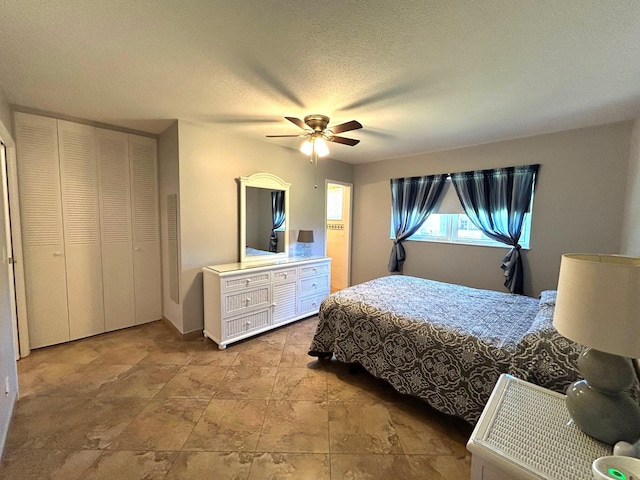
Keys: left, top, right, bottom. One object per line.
{"left": 245, "top": 279, "right": 251, "bottom": 285}
{"left": 284, "top": 273, "right": 288, "bottom": 278}
{"left": 245, "top": 321, "right": 251, "bottom": 327}
{"left": 312, "top": 283, "right": 317, "bottom": 288}
{"left": 313, "top": 267, "right": 317, "bottom": 272}
{"left": 245, "top": 298, "right": 250, "bottom": 305}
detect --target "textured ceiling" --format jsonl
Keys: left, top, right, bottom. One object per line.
{"left": 1, "top": 1, "right": 639, "bottom": 164}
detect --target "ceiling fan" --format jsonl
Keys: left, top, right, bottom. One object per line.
{"left": 266, "top": 114, "right": 362, "bottom": 160}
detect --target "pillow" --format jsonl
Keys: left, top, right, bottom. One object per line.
{"left": 524, "top": 291, "right": 558, "bottom": 336}
{"left": 538, "top": 290, "right": 557, "bottom": 307}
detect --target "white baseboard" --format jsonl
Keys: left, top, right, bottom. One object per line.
{"left": 0, "top": 390, "right": 17, "bottom": 457}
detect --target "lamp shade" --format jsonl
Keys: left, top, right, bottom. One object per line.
{"left": 553, "top": 254, "right": 640, "bottom": 359}
{"left": 297, "top": 230, "right": 314, "bottom": 243}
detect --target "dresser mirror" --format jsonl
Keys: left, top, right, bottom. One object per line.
{"left": 238, "top": 173, "right": 291, "bottom": 263}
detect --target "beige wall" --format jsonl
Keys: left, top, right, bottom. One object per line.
{"left": 352, "top": 122, "right": 632, "bottom": 297}
{"left": 0, "top": 89, "right": 10, "bottom": 135}
{"left": 621, "top": 119, "right": 640, "bottom": 257}
{"left": 174, "top": 120, "right": 353, "bottom": 333}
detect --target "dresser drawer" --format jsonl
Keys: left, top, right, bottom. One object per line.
{"left": 272, "top": 267, "right": 297, "bottom": 283}
{"left": 221, "top": 271, "right": 271, "bottom": 291}
{"left": 224, "top": 309, "right": 270, "bottom": 339}
{"left": 299, "top": 262, "right": 330, "bottom": 278}
{"left": 298, "top": 294, "right": 327, "bottom": 316}
{"left": 222, "top": 286, "right": 271, "bottom": 316}
{"left": 299, "top": 274, "right": 329, "bottom": 297}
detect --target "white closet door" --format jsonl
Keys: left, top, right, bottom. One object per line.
{"left": 96, "top": 128, "right": 136, "bottom": 331}
{"left": 14, "top": 113, "right": 70, "bottom": 348}
{"left": 129, "top": 135, "right": 161, "bottom": 324}
{"left": 58, "top": 120, "right": 105, "bottom": 340}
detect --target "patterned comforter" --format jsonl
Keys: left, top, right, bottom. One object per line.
{"left": 309, "top": 275, "right": 582, "bottom": 424}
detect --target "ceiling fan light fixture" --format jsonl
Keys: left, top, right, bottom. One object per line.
{"left": 300, "top": 136, "right": 329, "bottom": 158}
{"left": 269, "top": 114, "right": 361, "bottom": 163}
{"left": 300, "top": 139, "right": 313, "bottom": 156}
{"left": 315, "top": 137, "right": 329, "bottom": 157}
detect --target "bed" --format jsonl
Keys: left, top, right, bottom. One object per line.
{"left": 245, "top": 246, "right": 277, "bottom": 256}
{"left": 308, "top": 275, "right": 582, "bottom": 424}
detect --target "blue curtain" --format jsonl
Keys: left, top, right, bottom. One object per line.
{"left": 450, "top": 164, "right": 539, "bottom": 294}
{"left": 269, "top": 191, "right": 285, "bottom": 252}
{"left": 388, "top": 174, "right": 447, "bottom": 273}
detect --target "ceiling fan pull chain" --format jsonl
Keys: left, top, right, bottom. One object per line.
{"left": 312, "top": 149, "right": 319, "bottom": 189}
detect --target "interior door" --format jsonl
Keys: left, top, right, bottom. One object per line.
{"left": 58, "top": 120, "right": 105, "bottom": 340}
{"left": 14, "top": 113, "right": 70, "bottom": 348}
{"left": 326, "top": 181, "right": 352, "bottom": 292}
{"left": 96, "top": 128, "right": 136, "bottom": 331}
{"left": 0, "top": 143, "right": 18, "bottom": 358}
{"left": 129, "top": 135, "right": 162, "bottom": 324}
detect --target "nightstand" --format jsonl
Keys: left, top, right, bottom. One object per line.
{"left": 467, "top": 374, "right": 612, "bottom": 480}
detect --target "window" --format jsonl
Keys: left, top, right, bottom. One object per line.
{"left": 391, "top": 213, "right": 532, "bottom": 248}
{"left": 326, "top": 185, "right": 343, "bottom": 221}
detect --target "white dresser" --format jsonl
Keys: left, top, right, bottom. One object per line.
{"left": 202, "top": 256, "right": 331, "bottom": 349}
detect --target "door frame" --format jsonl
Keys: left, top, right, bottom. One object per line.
{"left": 324, "top": 180, "right": 353, "bottom": 289}
{"left": 1, "top": 132, "right": 30, "bottom": 358}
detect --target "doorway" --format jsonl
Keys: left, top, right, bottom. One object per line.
{"left": 325, "top": 181, "right": 352, "bottom": 293}
{"left": 0, "top": 142, "right": 19, "bottom": 359}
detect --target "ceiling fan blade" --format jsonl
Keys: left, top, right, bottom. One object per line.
{"left": 327, "top": 135, "right": 360, "bottom": 146}
{"left": 285, "top": 116, "right": 307, "bottom": 130}
{"left": 265, "top": 134, "right": 305, "bottom": 138}
{"left": 329, "top": 120, "right": 363, "bottom": 134}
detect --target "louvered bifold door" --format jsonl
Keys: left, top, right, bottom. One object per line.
{"left": 14, "top": 113, "right": 70, "bottom": 348}
{"left": 96, "top": 128, "right": 136, "bottom": 331}
{"left": 129, "top": 135, "right": 162, "bottom": 324}
{"left": 57, "top": 120, "right": 105, "bottom": 340}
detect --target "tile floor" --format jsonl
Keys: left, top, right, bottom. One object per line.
{"left": 1, "top": 317, "right": 472, "bottom": 479}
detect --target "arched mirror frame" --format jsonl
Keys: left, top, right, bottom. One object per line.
{"left": 239, "top": 172, "right": 291, "bottom": 263}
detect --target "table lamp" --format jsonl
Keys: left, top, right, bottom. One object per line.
{"left": 297, "top": 230, "right": 314, "bottom": 257}
{"left": 553, "top": 253, "right": 640, "bottom": 445}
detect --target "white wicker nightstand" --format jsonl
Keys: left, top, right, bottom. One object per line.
{"left": 467, "top": 374, "right": 613, "bottom": 480}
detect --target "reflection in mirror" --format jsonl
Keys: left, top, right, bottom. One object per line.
{"left": 239, "top": 173, "right": 291, "bottom": 263}
{"left": 245, "top": 187, "right": 285, "bottom": 255}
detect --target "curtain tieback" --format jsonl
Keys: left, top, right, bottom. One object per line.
{"left": 502, "top": 244, "right": 521, "bottom": 267}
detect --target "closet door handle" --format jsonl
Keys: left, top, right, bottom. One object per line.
{"left": 53, "top": 251, "right": 63, "bottom": 257}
